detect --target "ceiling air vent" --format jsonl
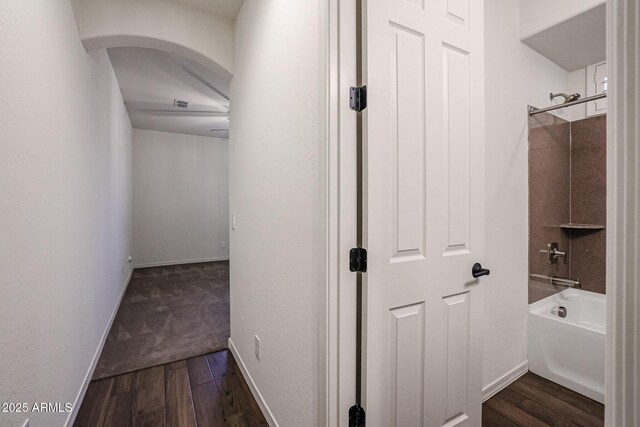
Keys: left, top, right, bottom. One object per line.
{"left": 173, "top": 99, "right": 189, "bottom": 108}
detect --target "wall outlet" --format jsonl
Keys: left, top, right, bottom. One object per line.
{"left": 221, "top": 241, "right": 226, "bottom": 248}
{"left": 254, "top": 335, "right": 261, "bottom": 361}
{"left": 232, "top": 212, "right": 236, "bottom": 230}
{"left": 128, "top": 255, "right": 133, "bottom": 263}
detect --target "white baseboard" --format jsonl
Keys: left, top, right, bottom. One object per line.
{"left": 228, "top": 338, "right": 279, "bottom": 427}
{"left": 133, "top": 256, "right": 229, "bottom": 269}
{"left": 65, "top": 267, "right": 133, "bottom": 427}
{"left": 482, "top": 361, "right": 529, "bottom": 402}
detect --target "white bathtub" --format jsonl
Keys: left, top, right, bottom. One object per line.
{"left": 528, "top": 288, "right": 606, "bottom": 403}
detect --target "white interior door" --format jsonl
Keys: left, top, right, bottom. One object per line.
{"left": 361, "top": 0, "right": 486, "bottom": 425}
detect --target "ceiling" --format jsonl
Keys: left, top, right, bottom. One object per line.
{"left": 108, "top": 47, "right": 230, "bottom": 139}
{"left": 522, "top": 4, "right": 606, "bottom": 72}
{"left": 172, "top": 0, "right": 244, "bottom": 19}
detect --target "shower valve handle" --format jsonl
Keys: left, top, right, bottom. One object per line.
{"left": 541, "top": 242, "right": 567, "bottom": 264}
{"left": 472, "top": 263, "right": 490, "bottom": 278}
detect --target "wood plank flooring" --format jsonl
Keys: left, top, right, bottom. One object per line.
{"left": 80, "top": 359, "right": 604, "bottom": 426}
{"left": 74, "top": 350, "right": 268, "bottom": 427}
{"left": 483, "top": 372, "right": 604, "bottom": 427}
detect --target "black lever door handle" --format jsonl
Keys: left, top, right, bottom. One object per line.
{"left": 472, "top": 263, "right": 490, "bottom": 278}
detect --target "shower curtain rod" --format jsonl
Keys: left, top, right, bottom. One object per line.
{"left": 528, "top": 93, "right": 607, "bottom": 116}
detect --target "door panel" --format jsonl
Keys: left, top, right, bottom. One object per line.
{"left": 389, "top": 302, "right": 425, "bottom": 426}
{"left": 443, "top": 292, "right": 470, "bottom": 422}
{"left": 362, "top": 0, "right": 485, "bottom": 424}
{"left": 442, "top": 44, "right": 471, "bottom": 254}
{"left": 389, "top": 24, "right": 426, "bottom": 262}
{"left": 444, "top": 0, "right": 469, "bottom": 27}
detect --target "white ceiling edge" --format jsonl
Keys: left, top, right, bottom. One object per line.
{"left": 519, "top": 0, "right": 605, "bottom": 40}
{"left": 171, "top": 0, "right": 244, "bottom": 19}
{"left": 521, "top": 4, "right": 606, "bottom": 72}
{"left": 132, "top": 123, "right": 229, "bottom": 140}
{"left": 109, "top": 47, "right": 230, "bottom": 139}
{"left": 129, "top": 114, "right": 230, "bottom": 139}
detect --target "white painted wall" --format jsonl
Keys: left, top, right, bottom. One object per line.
{"left": 132, "top": 129, "right": 229, "bottom": 267}
{"left": 483, "top": 0, "right": 570, "bottom": 392}
{"left": 0, "top": 2, "right": 133, "bottom": 426}
{"left": 229, "top": 0, "right": 320, "bottom": 425}
{"left": 71, "top": 0, "right": 235, "bottom": 80}
{"left": 568, "top": 61, "right": 608, "bottom": 122}
{"left": 519, "top": 0, "right": 605, "bottom": 39}
{"left": 568, "top": 67, "right": 588, "bottom": 121}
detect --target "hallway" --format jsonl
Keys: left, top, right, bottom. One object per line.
{"left": 75, "top": 350, "right": 267, "bottom": 426}
{"left": 5, "top": 1, "right": 640, "bottom": 426}
{"left": 0, "top": 1, "right": 323, "bottom": 425}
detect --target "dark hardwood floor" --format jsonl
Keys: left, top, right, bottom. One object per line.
{"left": 483, "top": 372, "right": 604, "bottom": 427}
{"left": 78, "top": 357, "right": 604, "bottom": 427}
{"left": 74, "top": 350, "right": 268, "bottom": 427}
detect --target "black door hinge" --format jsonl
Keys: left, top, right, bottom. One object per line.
{"left": 349, "top": 86, "right": 367, "bottom": 112}
{"left": 349, "top": 404, "right": 366, "bottom": 426}
{"left": 349, "top": 248, "right": 367, "bottom": 272}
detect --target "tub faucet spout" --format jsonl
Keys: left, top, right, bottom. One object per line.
{"left": 551, "top": 306, "right": 568, "bottom": 318}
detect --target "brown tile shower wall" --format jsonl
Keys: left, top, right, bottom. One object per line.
{"left": 570, "top": 116, "right": 607, "bottom": 294}
{"left": 528, "top": 113, "right": 571, "bottom": 304}
{"left": 528, "top": 114, "right": 607, "bottom": 303}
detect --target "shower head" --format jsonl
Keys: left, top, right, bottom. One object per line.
{"left": 550, "top": 92, "right": 582, "bottom": 104}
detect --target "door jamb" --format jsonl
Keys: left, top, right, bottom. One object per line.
{"left": 605, "top": 0, "right": 640, "bottom": 424}
{"left": 320, "top": 0, "right": 358, "bottom": 426}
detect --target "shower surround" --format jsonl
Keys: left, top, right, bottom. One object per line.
{"left": 528, "top": 113, "right": 606, "bottom": 304}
